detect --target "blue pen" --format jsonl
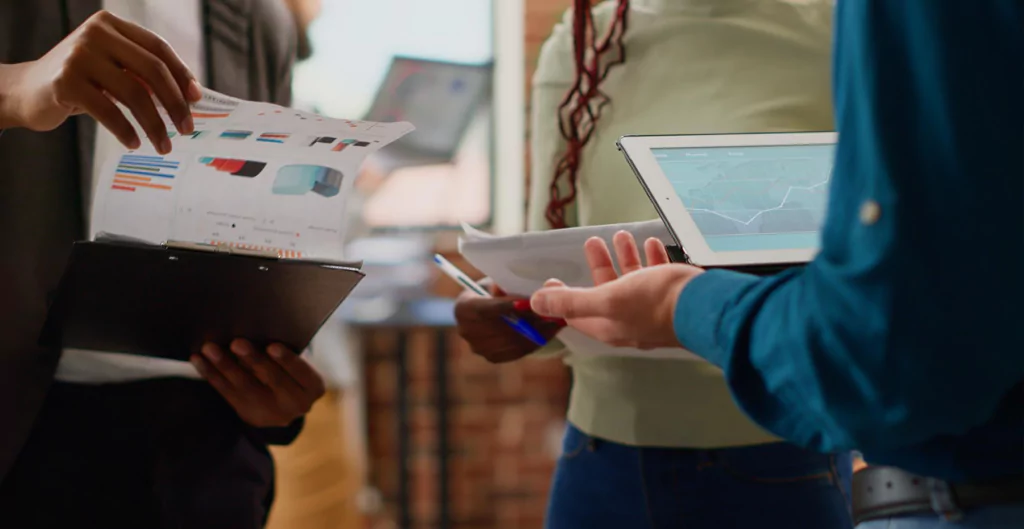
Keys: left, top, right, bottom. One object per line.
{"left": 433, "top": 254, "right": 549, "bottom": 346}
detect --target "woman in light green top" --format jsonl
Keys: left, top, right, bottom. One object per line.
{"left": 454, "top": 1, "right": 851, "bottom": 527}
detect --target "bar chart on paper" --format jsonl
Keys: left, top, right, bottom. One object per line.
{"left": 91, "top": 86, "right": 415, "bottom": 259}
{"left": 258, "top": 133, "right": 291, "bottom": 144}
{"left": 111, "top": 155, "right": 179, "bottom": 192}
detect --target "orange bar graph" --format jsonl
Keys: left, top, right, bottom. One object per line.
{"left": 192, "top": 112, "right": 230, "bottom": 118}
{"left": 115, "top": 174, "right": 153, "bottom": 182}
{"left": 113, "top": 178, "right": 172, "bottom": 190}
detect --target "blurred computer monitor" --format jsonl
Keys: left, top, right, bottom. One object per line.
{"left": 364, "top": 57, "right": 492, "bottom": 173}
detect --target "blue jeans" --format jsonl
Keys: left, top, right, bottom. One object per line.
{"left": 857, "top": 505, "right": 1024, "bottom": 529}
{"left": 546, "top": 423, "right": 853, "bottom": 529}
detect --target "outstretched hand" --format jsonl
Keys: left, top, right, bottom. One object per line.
{"left": 529, "top": 232, "right": 704, "bottom": 350}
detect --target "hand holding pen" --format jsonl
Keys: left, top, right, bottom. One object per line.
{"left": 438, "top": 255, "right": 566, "bottom": 364}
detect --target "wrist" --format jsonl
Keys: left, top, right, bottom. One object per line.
{"left": 0, "top": 62, "right": 30, "bottom": 129}
{"left": 663, "top": 266, "right": 704, "bottom": 347}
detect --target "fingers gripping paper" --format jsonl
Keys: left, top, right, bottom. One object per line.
{"left": 459, "top": 220, "right": 702, "bottom": 361}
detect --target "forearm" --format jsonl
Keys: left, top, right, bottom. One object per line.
{"left": 675, "top": 265, "right": 1019, "bottom": 454}
{"left": 0, "top": 63, "right": 29, "bottom": 129}
{"left": 674, "top": 268, "right": 887, "bottom": 451}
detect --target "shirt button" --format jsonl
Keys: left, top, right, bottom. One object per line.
{"left": 859, "top": 200, "right": 881, "bottom": 225}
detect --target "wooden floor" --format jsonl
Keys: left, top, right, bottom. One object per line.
{"left": 266, "top": 390, "right": 366, "bottom": 529}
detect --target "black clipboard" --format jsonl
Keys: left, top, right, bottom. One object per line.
{"left": 39, "top": 240, "right": 364, "bottom": 361}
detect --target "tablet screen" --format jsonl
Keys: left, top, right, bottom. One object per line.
{"left": 652, "top": 144, "right": 834, "bottom": 252}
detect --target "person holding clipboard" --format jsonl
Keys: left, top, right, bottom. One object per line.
{"left": 528, "top": 2, "right": 1024, "bottom": 528}
{"left": 0, "top": 3, "right": 325, "bottom": 528}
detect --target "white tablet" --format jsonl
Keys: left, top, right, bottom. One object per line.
{"left": 618, "top": 132, "right": 837, "bottom": 268}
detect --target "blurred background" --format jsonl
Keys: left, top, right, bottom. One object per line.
{"left": 267, "top": 1, "right": 573, "bottom": 528}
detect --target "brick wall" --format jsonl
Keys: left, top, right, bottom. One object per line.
{"left": 363, "top": 325, "right": 571, "bottom": 529}
{"left": 362, "top": 3, "right": 574, "bottom": 529}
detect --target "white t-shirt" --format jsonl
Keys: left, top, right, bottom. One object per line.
{"left": 528, "top": 0, "right": 834, "bottom": 447}
{"left": 56, "top": 0, "right": 206, "bottom": 383}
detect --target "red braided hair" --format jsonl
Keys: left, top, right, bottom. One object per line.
{"left": 545, "top": 0, "right": 631, "bottom": 229}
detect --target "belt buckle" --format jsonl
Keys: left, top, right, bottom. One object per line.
{"left": 928, "top": 478, "right": 965, "bottom": 522}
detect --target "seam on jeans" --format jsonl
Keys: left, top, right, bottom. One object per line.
{"left": 714, "top": 452, "right": 834, "bottom": 485}
{"left": 560, "top": 429, "right": 591, "bottom": 460}
{"left": 674, "top": 450, "right": 683, "bottom": 527}
{"left": 639, "top": 449, "right": 658, "bottom": 529}
{"left": 829, "top": 454, "right": 851, "bottom": 514}
{"left": 721, "top": 466, "right": 834, "bottom": 484}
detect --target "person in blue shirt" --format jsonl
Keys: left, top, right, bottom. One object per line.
{"left": 526, "top": 1, "right": 1024, "bottom": 527}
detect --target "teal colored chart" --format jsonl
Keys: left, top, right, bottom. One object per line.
{"left": 654, "top": 144, "right": 834, "bottom": 252}
{"left": 273, "top": 165, "right": 344, "bottom": 197}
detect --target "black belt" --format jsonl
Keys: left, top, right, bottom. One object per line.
{"left": 852, "top": 466, "right": 1024, "bottom": 525}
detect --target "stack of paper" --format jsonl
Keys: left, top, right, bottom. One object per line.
{"left": 459, "top": 220, "right": 702, "bottom": 361}
{"left": 90, "top": 88, "right": 414, "bottom": 261}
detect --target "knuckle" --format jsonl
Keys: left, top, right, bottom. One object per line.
{"left": 91, "top": 10, "right": 115, "bottom": 24}
{"left": 153, "top": 37, "right": 174, "bottom": 59}
{"left": 140, "top": 62, "right": 166, "bottom": 85}
{"left": 80, "top": 21, "right": 102, "bottom": 39}
{"left": 80, "top": 17, "right": 112, "bottom": 41}
{"left": 60, "top": 51, "right": 91, "bottom": 80}
{"left": 125, "top": 83, "right": 151, "bottom": 105}
{"left": 50, "top": 73, "right": 75, "bottom": 102}
{"left": 66, "top": 41, "right": 91, "bottom": 62}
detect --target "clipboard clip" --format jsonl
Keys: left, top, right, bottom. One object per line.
{"left": 164, "top": 240, "right": 281, "bottom": 259}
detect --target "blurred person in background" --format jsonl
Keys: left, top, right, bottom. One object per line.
{"left": 454, "top": 0, "right": 852, "bottom": 528}
{"left": 0, "top": 2, "right": 323, "bottom": 527}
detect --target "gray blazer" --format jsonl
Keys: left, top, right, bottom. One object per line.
{"left": 0, "top": 0, "right": 297, "bottom": 480}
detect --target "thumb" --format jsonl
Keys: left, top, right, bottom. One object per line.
{"left": 530, "top": 285, "right": 611, "bottom": 319}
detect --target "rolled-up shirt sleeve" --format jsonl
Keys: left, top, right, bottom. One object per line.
{"left": 671, "top": 0, "right": 1024, "bottom": 455}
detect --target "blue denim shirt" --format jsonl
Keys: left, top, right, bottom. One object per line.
{"left": 672, "top": 0, "right": 1023, "bottom": 481}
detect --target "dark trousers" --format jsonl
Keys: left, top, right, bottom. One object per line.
{"left": 0, "top": 379, "right": 276, "bottom": 529}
